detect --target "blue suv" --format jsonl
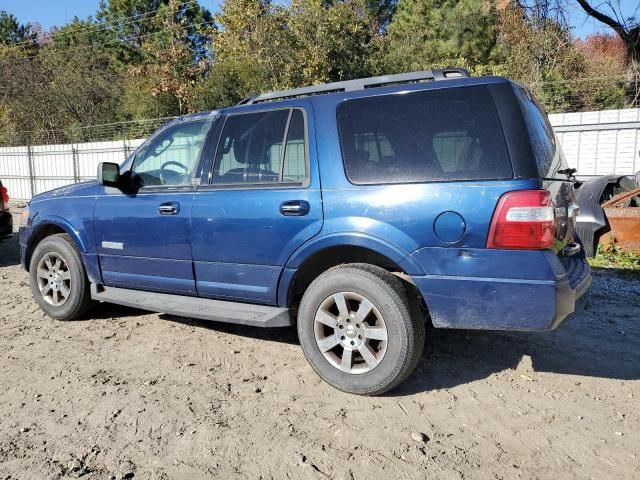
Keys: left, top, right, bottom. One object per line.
{"left": 19, "top": 69, "right": 591, "bottom": 395}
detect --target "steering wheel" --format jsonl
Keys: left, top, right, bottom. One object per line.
{"left": 159, "top": 161, "right": 188, "bottom": 183}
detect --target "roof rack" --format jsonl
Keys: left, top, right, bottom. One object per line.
{"left": 237, "top": 68, "right": 470, "bottom": 105}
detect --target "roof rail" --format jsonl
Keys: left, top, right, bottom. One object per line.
{"left": 238, "top": 68, "right": 470, "bottom": 105}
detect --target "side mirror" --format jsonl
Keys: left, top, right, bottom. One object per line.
{"left": 98, "top": 162, "right": 120, "bottom": 188}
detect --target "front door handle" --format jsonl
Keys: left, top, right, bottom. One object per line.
{"left": 280, "top": 200, "right": 310, "bottom": 216}
{"left": 158, "top": 202, "right": 180, "bottom": 215}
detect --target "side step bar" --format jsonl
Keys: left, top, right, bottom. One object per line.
{"left": 90, "top": 284, "right": 292, "bottom": 327}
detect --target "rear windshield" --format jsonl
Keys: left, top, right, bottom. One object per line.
{"left": 513, "top": 85, "right": 566, "bottom": 177}
{"left": 337, "top": 85, "right": 513, "bottom": 185}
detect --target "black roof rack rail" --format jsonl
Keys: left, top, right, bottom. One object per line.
{"left": 238, "top": 68, "right": 470, "bottom": 105}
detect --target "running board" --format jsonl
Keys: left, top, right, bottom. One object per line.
{"left": 90, "top": 284, "right": 292, "bottom": 327}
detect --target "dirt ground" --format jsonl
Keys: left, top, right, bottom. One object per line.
{"left": 1, "top": 210, "right": 639, "bottom": 480}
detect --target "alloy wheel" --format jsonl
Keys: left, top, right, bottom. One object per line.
{"left": 36, "top": 252, "right": 71, "bottom": 307}
{"left": 313, "top": 292, "right": 388, "bottom": 374}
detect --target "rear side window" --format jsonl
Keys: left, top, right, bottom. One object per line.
{"left": 337, "top": 86, "right": 513, "bottom": 184}
{"left": 513, "top": 86, "right": 559, "bottom": 177}
{"left": 213, "top": 108, "right": 307, "bottom": 185}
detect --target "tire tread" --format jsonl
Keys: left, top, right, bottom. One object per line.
{"left": 298, "top": 263, "right": 426, "bottom": 395}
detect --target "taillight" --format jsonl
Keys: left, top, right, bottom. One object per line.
{"left": 0, "top": 185, "right": 8, "bottom": 208}
{"left": 487, "top": 190, "right": 555, "bottom": 250}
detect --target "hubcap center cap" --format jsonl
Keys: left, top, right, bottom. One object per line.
{"left": 345, "top": 326, "right": 357, "bottom": 338}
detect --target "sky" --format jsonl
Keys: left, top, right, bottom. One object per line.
{"left": 0, "top": 0, "right": 634, "bottom": 39}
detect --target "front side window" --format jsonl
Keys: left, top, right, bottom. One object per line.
{"left": 337, "top": 86, "right": 513, "bottom": 184}
{"left": 132, "top": 119, "right": 211, "bottom": 187}
{"left": 213, "top": 108, "right": 307, "bottom": 185}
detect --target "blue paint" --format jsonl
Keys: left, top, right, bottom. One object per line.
{"left": 433, "top": 211, "right": 466, "bottom": 243}
{"left": 18, "top": 75, "right": 591, "bottom": 332}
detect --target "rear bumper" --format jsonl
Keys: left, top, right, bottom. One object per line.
{"left": 0, "top": 211, "right": 12, "bottom": 238}
{"left": 412, "top": 251, "right": 591, "bottom": 332}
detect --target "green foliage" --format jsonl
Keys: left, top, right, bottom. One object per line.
{"left": 590, "top": 244, "right": 640, "bottom": 273}
{"left": 379, "top": 0, "right": 501, "bottom": 73}
{"left": 0, "top": 0, "right": 635, "bottom": 145}
{"left": 495, "top": 5, "right": 587, "bottom": 113}
{"left": 0, "top": 10, "right": 35, "bottom": 45}
{"left": 194, "top": 0, "right": 374, "bottom": 110}
{"left": 127, "top": 0, "right": 214, "bottom": 115}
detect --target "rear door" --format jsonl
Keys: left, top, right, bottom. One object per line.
{"left": 190, "top": 104, "right": 323, "bottom": 305}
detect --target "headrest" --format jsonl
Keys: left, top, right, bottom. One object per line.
{"left": 233, "top": 137, "right": 268, "bottom": 165}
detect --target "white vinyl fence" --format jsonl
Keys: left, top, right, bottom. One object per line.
{"left": 1, "top": 108, "right": 640, "bottom": 202}
{"left": 549, "top": 108, "right": 640, "bottom": 178}
{"left": 0, "top": 139, "right": 145, "bottom": 202}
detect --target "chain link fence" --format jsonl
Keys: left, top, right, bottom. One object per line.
{"left": 1, "top": 107, "right": 640, "bottom": 202}
{"left": 0, "top": 117, "right": 174, "bottom": 202}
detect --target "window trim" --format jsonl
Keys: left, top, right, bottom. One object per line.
{"left": 204, "top": 106, "right": 311, "bottom": 190}
{"left": 127, "top": 117, "right": 215, "bottom": 192}
{"left": 335, "top": 87, "right": 515, "bottom": 186}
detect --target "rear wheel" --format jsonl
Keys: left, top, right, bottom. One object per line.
{"left": 297, "top": 264, "right": 425, "bottom": 395}
{"left": 29, "top": 234, "right": 94, "bottom": 320}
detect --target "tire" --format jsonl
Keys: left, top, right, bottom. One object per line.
{"left": 29, "top": 233, "right": 95, "bottom": 320}
{"left": 297, "top": 264, "right": 425, "bottom": 395}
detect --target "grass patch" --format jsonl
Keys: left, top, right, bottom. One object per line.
{"left": 589, "top": 244, "right": 640, "bottom": 272}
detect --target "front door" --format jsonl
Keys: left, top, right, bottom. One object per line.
{"left": 93, "top": 118, "right": 213, "bottom": 294}
{"left": 191, "top": 105, "right": 323, "bottom": 304}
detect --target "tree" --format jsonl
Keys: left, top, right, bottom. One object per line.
{"left": 0, "top": 17, "right": 125, "bottom": 144}
{"left": 197, "top": 0, "right": 373, "bottom": 109}
{"left": 128, "top": 0, "right": 214, "bottom": 115}
{"left": 574, "top": 34, "right": 625, "bottom": 110}
{"left": 96, "top": 0, "right": 213, "bottom": 76}
{"left": 380, "top": 0, "right": 501, "bottom": 73}
{"left": 0, "top": 11, "right": 35, "bottom": 45}
{"left": 573, "top": 0, "right": 639, "bottom": 106}
{"left": 497, "top": 2, "right": 588, "bottom": 112}
{"left": 286, "top": 0, "right": 372, "bottom": 84}
{"left": 0, "top": 11, "right": 38, "bottom": 143}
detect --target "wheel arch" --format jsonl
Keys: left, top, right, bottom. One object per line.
{"left": 278, "top": 234, "right": 425, "bottom": 309}
{"left": 25, "top": 219, "right": 86, "bottom": 271}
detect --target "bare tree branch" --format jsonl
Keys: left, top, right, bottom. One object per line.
{"left": 574, "top": 0, "right": 629, "bottom": 40}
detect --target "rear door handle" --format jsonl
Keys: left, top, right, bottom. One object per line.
{"left": 280, "top": 200, "right": 310, "bottom": 216}
{"left": 158, "top": 202, "right": 180, "bottom": 215}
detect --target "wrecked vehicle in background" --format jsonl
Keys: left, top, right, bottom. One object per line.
{"left": 576, "top": 173, "right": 640, "bottom": 255}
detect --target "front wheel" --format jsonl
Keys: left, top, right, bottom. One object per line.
{"left": 297, "top": 264, "right": 425, "bottom": 395}
{"left": 29, "top": 233, "right": 95, "bottom": 320}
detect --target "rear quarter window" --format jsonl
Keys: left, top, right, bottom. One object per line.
{"left": 337, "top": 85, "right": 513, "bottom": 184}
{"left": 513, "top": 85, "right": 566, "bottom": 177}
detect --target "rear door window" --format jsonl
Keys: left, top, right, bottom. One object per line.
{"left": 337, "top": 85, "right": 513, "bottom": 184}
{"left": 212, "top": 108, "right": 308, "bottom": 185}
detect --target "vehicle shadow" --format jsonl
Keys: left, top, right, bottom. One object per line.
{"left": 395, "top": 304, "right": 640, "bottom": 396}
{"left": 64, "top": 265, "right": 640, "bottom": 395}
{"left": 88, "top": 302, "right": 150, "bottom": 321}
{"left": 160, "top": 293, "right": 640, "bottom": 397}
{"left": 161, "top": 314, "right": 300, "bottom": 345}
